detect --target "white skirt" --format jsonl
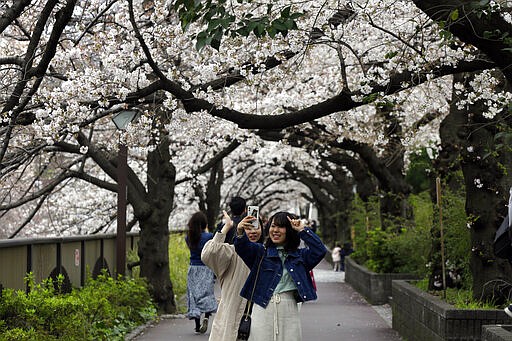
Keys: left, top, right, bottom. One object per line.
{"left": 248, "top": 291, "right": 302, "bottom": 341}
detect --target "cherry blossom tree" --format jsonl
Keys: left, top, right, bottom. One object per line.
{"left": 2, "top": 0, "right": 512, "bottom": 308}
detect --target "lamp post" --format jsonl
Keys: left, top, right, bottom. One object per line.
{"left": 111, "top": 110, "right": 140, "bottom": 277}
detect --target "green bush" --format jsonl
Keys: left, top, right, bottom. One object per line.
{"left": 0, "top": 272, "right": 156, "bottom": 340}
{"left": 431, "top": 185, "right": 471, "bottom": 287}
{"left": 350, "top": 191, "right": 432, "bottom": 276}
{"left": 348, "top": 185, "right": 470, "bottom": 285}
{"left": 350, "top": 194, "right": 381, "bottom": 265}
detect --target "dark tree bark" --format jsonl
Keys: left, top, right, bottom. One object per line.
{"left": 376, "top": 107, "right": 413, "bottom": 227}
{"left": 204, "top": 160, "right": 224, "bottom": 229}
{"left": 64, "top": 131, "right": 177, "bottom": 313}
{"left": 138, "top": 134, "right": 177, "bottom": 313}
{"left": 427, "top": 73, "right": 468, "bottom": 290}
{"left": 433, "top": 72, "right": 512, "bottom": 301}
{"left": 284, "top": 160, "right": 354, "bottom": 246}
{"left": 195, "top": 159, "right": 224, "bottom": 229}
{"left": 412, "top": 0, "right": 512, "bottom": 83}
{"left": 460, "top": 106, "right": 512, "bottom": 301}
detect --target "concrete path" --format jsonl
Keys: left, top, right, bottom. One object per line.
{"left": 129, "top": 259, "right": 402, "bottom": 340}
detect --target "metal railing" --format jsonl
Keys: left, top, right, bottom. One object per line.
{"left": 0, "top": 232, "right": 139, "bottom": 291}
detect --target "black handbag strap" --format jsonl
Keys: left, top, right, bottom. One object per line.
{"left": 243, "top": 251, "right": 264, "bottom": 320}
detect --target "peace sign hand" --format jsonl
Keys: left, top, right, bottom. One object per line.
{"left": 287, "top": 216, "right": 305, "bottom": 232}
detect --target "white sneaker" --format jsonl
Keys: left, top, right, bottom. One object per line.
{"left": 199, "top": 317, "right": 209, "bottom": 333}
{"left": 505, "top": 305, "right": 512, "bottom": 318}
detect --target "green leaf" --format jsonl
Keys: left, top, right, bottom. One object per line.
{"left": 384, "top": 51, "right": 398, "bottom": 59}
{"left": 450, "top": 9, "right": 459, "bottom": 21}
{"left": 267, "top": 26, "right": 277, "bottom": 38}
{"left": 271, "top": 20, "right": 288, "bottom": 32}
{"left": 281, "top": 18, "right": 291, "bottom": 29}
{"left": 290, "top": 12, "right": 304, "bottom": 20}
{"left": 195, "top": 31, "right": 211, "bottom": 51}
{"left": 254, "top": 23, "right": 266, "bottom": 37}
{"left": 281, "top": 6, "right": 291, "bottom": 18}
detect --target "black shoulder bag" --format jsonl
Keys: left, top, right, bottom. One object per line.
{"left": 237, "top": 253, "right": 264, "bottom": 340}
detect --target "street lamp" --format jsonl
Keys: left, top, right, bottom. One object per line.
{"left": 111, "top": 110, "right": 140, "bottom": 277}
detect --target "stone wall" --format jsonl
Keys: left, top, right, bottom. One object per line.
{"left": 392, "top": 280, "right": 509, "bottom": 340}
{"left": 482, "top": 325, "right": 512, "bottom": 341}
{"left": 344, "top": 257, "right": 418, "bottom": 305}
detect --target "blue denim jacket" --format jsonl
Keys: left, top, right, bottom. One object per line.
{"left": 234, "top": 228, "right": 327, "bottom": 308}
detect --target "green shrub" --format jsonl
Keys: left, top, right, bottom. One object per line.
{"left": 431, "top": 186, "right": 471, "bottom": 288}
{"left": 348, "top": 184, "right": 470, "bottom": 287}
{"left": 350, "top": 194, "right": 381, "bottom": 265}
{"left": 350, "top": 191, "right": 432, "bottom": 276}
{"left": 0, "top": 272, "right": 156, "bottom": 340}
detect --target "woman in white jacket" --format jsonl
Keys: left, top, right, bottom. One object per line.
{"left": 201, "top": 210, "right": 263, "bottom": 341}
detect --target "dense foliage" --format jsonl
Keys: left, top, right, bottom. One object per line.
{"left": 350, "top": 187, "right": 470, "bottom": 286}
{"left": 0, "top": 273, "right": 156, "bottom": 340}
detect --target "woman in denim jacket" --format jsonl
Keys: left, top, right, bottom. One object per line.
{"left": 235, "top": 211, "right": 327, "bottom": 341}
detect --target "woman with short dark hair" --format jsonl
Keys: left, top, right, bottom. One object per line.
{"left": 201, "top": 210, "right": 265, "bottom": 341}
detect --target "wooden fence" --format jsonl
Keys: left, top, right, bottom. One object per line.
{"left": 0, "top": 233, "right": 139, "bottom": 292}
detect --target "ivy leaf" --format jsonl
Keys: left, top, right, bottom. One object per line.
{"left": 450, "top": 9, "right": 459, "bottom": 21}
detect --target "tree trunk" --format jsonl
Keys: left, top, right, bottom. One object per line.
{"left": 378, "top": 107, "right": 413, "bottom": 229}
{"left": 138, "top": 135, "right": 177, "bottom": 313}
{"left": 461, "top": 119, "right": 512, "bottom": 302}
{"left": 205, "top": 160, "right": 223, "bottom": 229}
{"left": 428, "top": 73, "right": 467, "bottom": 290}
{"left": 442, "top": 72, "right": 512, "bottom": 301}
{"left": 284, "top": 161, "right": 353, "bottom": 247}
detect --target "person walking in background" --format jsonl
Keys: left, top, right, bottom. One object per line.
{"left": 185, "top": 211, "right": 218, "bottom": 334}
{"left": 235, "top": 211, "right": 327, "bottom": 341}
{"left": 339, "top": 242, "right": 355, "bottom": 272}
{"left": 332, "top": 243, "right": 342, "bottom": 272}
{"left": 201, "top": 210, "right": 265, "bottom": 341}
{"left": 217, "top": 196, "right": 247, "bottom": 245}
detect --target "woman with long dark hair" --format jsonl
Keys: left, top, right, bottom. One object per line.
{"left": 185, "top": 211, "right": 217, "bottom": 334}
{"left": 234, "top": 211, "right": 327, "bottom": 341}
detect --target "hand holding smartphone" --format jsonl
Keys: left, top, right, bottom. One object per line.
{"left": 247, "top": 205, "right": 259, "bottom": 229}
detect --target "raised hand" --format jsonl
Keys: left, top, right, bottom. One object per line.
{"left": 287, "top": 216, "right": 305, "bottom": 232}
{"left": 220, "top": 210, "right": 233, "bottom": 234}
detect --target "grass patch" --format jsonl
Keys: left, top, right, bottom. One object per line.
{"left": 413, "top": 279, "right": 498, "bottom": 310}
{"left": 169, "top": 232, "right": 189, "bottom": 313}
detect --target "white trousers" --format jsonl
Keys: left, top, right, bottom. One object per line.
{"left": 248, "top": 291, "right": 302, "bottom": 341}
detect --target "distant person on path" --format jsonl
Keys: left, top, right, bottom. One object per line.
{"left": 185, "top": 211, "right": 218, "bottom": 334}
{"left": 201, "top": 210, "right": 265, "bottom": 341}
{"left": 216, "top": 196, "right": 247, "bottom": 244}
{"left": 332, "top": 243, "right": 342, "bottom": 272}
{"left": 339, "top": 242, "right": 355, "bottom": 272}
{"left": 235, "top": 211, "right": 327, "bottom": 341}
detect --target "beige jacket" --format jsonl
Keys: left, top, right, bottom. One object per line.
{"left": 201, "top": 231, "right": 249, "bottom": 341}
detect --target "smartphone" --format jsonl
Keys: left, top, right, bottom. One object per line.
{"left": 247, "top": 206, "right": 259, "bottom": 229}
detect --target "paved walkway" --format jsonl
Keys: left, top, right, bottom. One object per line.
{"left": 129, "top": 259, "right": 402, "bottom": 340}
